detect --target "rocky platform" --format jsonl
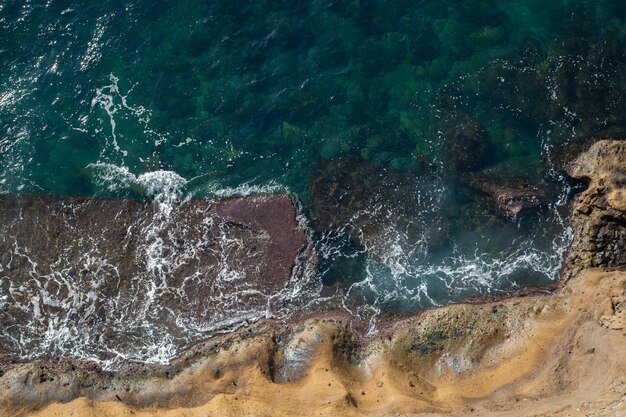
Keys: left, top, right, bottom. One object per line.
{"left": 1, "top": 141, "right": 625, "bottom": 417}
{"left": 0, "top": 194, "right": 315, "bottom": 364}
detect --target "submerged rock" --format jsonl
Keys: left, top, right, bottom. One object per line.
{"left": 462, "top": 165, "right": 559, "bottom": 217}
{"left": 309, "top": 157, "right": 447, "bottom": 255}
{"left": 464, "top": 177, "right": 547, "bottom": 217}
{"left": 430, "top": 111, "right": 490, "bottom": 176}
{"left": 440, "top": 117, "right": 489, "bottom": 174}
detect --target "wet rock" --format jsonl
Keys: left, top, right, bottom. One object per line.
{"left": 274, "top": 326, "right": 322, "bottom": 382}
{"left": 438, "top": 116, "right": 489, "bottom": 174}
{"left": 548, "top": 136, "right": 600, "bottom": 173}
{"left": 462, "top": 166, "right": 559, "bottom": 217}
{"left": 565, "top": 140, "right": 626, "bottom": 271}
{"left": 0, "top": 194, "right": 314, "bottom": 361}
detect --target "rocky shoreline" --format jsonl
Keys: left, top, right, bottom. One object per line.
{"left": 0, "top": 193, "right": 320, "bottom": 368}
{"left": 1, "top": 141, "right": 625, "bottom": 416}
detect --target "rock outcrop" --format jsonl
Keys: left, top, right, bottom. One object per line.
{"left": 463, "top": 174, "right": 555, "bottom": 217}
{"left": 566, "top": 140, "right": 626, "bottom": 271}
{"left": 2, "top": 267, "right": 623, "bottom": 417}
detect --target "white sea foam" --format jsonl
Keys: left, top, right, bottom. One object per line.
{"left": 0, "top": 50, "right": 590, "bottom": 369}
{"left": 0, "top": 162, "right": 325, "bottom": 369}
{"left": 0, "top": 66, "right": 43, "bottom": 194}
{"left": 90, "top": 74, "right": 171, "bottom": 159}
{"left": 313, "top": 172, "right": 573, "bottom": 335}
{"left": 87, "top": 162, "right": 188, "bottom": 206}
{"left": 205, "top": 180, "right": 289, "bottom": 198}
{"left": 80, "top": 16, "right": 108, "bottom": 71}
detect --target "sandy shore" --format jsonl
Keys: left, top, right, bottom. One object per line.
{"left": 1, "top": 141, "right": 625, "bottom": 417}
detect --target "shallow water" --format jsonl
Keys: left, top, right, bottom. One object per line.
{"left": 1, "top": 0, "right": 625, "bottom": 366}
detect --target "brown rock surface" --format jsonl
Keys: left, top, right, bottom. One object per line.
{"left": 0, "top": 194, "right": 313, "bottom": 362}
{"left": 566, "top": 140, "right": 626, "bottom": 270}
{"left": 0, "top": 193, "right": 306, "bottom": 296}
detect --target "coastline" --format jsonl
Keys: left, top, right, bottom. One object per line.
{"left": 1, "top": 140, "right": 625, "bottom": 416}
{"left": 2, "top": 269, "right": 623, "bottom": 417}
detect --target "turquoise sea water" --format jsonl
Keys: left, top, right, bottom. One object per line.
{"left": 1, "top": 0, "right": 626, "bottom": 364}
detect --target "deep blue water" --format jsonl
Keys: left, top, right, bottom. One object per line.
{"left": 1, "top": 0, "right": 625, "bottom": 365}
